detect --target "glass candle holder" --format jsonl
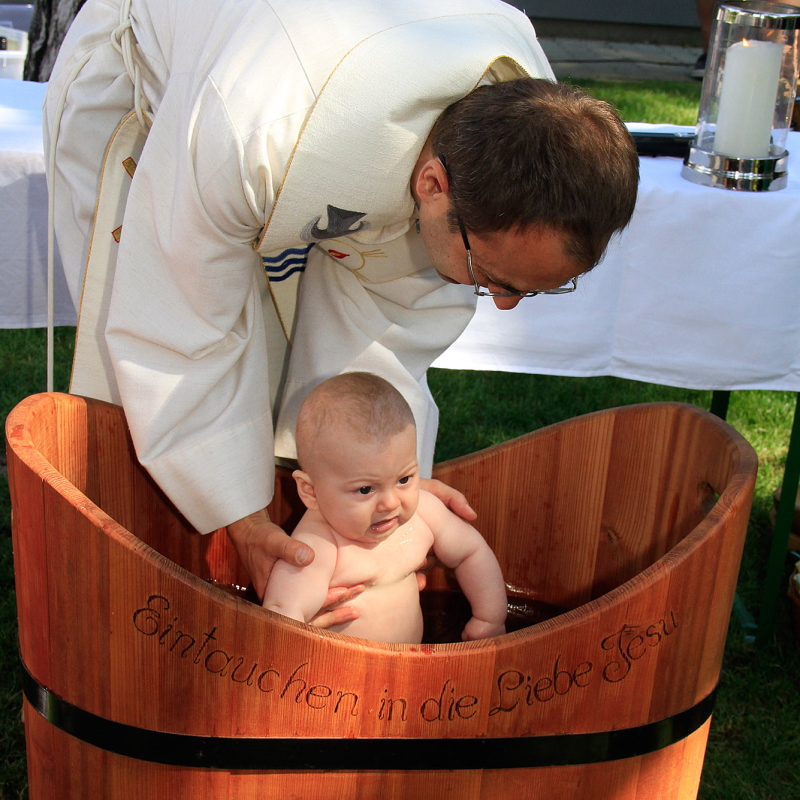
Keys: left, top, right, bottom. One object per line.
{"left": 682, "top": 0, "right": 800, "bottom": 191}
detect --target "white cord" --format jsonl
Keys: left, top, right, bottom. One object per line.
{"left": 110, "top": 0, "right": 151, "bottom": 132}
{"left": 47, "top": 51, "right": 92, "bottom": 392}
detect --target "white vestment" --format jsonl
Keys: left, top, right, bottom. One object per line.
{"left": 45, "top": 0, "right": 553, "bottom": 532}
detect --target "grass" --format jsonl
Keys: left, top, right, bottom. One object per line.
{"left": 569, "top": 78, "right": 703, "bottom": 126}
{"left": 0, "top": 77, "right": 796, "bottom": 798}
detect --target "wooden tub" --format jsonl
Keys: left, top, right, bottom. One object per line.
{"left": 6, "top": 393, "right": 757, "bottom": 799}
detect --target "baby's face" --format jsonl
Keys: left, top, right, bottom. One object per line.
{"left": 309, "top": 424, "right": 420, "bottom": 543}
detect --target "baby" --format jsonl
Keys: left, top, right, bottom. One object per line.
{"left": 263, "top": 372, "right": 507, "bottom": 644}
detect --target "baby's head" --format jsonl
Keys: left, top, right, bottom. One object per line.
{"left": 293, "top": 373, "right": 420, "bottom": 543}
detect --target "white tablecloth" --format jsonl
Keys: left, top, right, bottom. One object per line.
{"left": 0, "top": 78, "right": 74, "bottom": 328}
{"left": 435, "top": 126, "right": 800, "bottom": 392}
{"left": 3, "top": 78, "right": 800, "bottom": 392}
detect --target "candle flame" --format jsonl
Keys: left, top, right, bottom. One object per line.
{"left": 742, "top": 38, "right": 750, "bottom": 47}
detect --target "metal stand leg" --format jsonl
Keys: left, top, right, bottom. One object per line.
{"left": 710, "top": 390, "right": 731, "bottom": 420}
{"left": 709, "top": 392, "right": 758, "bottom": 639}
{"left": 756, "top": 391, "right": 800, "bottom": 647}
{"left": 733, "top": 595, "right": 758, "bottom": 643}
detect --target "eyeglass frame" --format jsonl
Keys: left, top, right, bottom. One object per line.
{"left": 437, "top": 152, "right": 578, "bottom": 299}
{"left": 457, "top": 218, "right": 578, "bottom": 299}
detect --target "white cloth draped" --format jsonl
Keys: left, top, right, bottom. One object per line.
{"left": 0, "top": 79, "right": 74, "bottom": 328}
{"left": 435, "top": 124, "right": 800, "bottom": 393}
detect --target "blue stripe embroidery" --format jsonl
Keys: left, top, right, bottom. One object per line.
{"left": 261, "top": 246, "right": 313, "bottom": 263}
{"left": 264, "top": 257, "right": 308, "bottom": 273}
{"left": 262, "top": 244, "right": 312, "bottom": 283}
{"left": 267, "top": 264, "right": 307, "bottom": 283}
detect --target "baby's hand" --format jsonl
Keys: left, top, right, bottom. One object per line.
{"left": 461, "top": 617, "right": 506, "bottom": 641}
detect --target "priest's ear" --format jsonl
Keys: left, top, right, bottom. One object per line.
{"left": 293, "top": 469, "right": 319, "bottom": 511}
{"left": 412, "top": 153, "right": 451, "bottom": 207}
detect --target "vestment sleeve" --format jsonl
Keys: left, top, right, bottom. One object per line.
{"left": 105, "top": 77, "right": 285, "bottom": 533}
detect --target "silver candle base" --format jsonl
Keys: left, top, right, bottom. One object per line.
{"left": 681, "top": 144, "right": 788, "bottom": 191}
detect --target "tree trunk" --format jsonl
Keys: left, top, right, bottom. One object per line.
{"left": 23, "top": 0, "right": 87, "bottom": 82}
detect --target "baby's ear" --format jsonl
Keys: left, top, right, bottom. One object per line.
{"left": 292, "top": 469, "right": 319, "bottom": 511}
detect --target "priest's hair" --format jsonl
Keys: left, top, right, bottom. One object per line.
{"left": 431, "top": 77, "right": 639, "bottom": 274}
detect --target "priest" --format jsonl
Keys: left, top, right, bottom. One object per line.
{"left": 45, "top": 0, "right": 639, "bottom": 610}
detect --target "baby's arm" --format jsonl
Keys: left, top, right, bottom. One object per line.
{"left": 418, "top": 492, "right": 507, "bottom": 641}
{"left": 262, "top": 520, "right": 338, "bottom": 624}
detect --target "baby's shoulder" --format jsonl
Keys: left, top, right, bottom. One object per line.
{"left": 291, "top": 511, "right": 339, "bottom": 554}
{"left": 416, "top": 489, "right": 451, "bottom": 523}
{"left": 415, "top": 489, "right": 474, "bottom": 548}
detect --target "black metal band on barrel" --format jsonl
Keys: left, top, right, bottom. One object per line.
{"left": 20, "top": 659, "right": 716, "bottom": 771}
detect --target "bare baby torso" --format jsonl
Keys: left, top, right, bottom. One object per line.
{"left": 326, "top": 514, "right": 434, "bottom": 643}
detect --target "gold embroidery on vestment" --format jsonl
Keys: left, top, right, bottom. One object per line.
{"left": 122, "top": 157, "right": 137, "bottom": 177}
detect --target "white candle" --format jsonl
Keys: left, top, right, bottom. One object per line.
{"left": 714, "top": 39, "right": 784, "bottom": 158}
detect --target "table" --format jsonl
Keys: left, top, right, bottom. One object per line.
{"left": 435, "top": 123, "right": 800, "bottom": 645}
{"left": 0, "top": 78, "right": 74, "bottom": 328}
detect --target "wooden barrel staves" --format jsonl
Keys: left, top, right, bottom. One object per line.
{"left": 6, "top": 393, "right": 757, "bottom": 799}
